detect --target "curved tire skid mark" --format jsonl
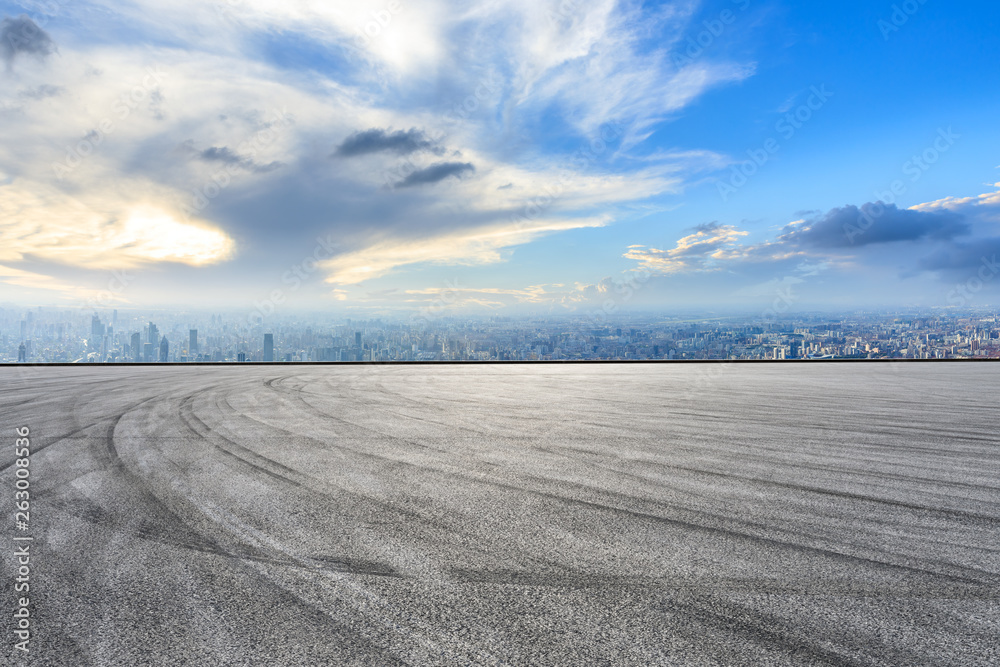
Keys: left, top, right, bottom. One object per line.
{"left": 102, "top": 385, "right": 414, "bottom": 663}
{"left": 260, "top": 376, "right": 470, "bottom": 455}
{"left": 546, "top": 446, "right": 1000, "bottom": 525}
{"left": 214, "top": 383, "right": 570, "bottom": 576}
{"left": 474, "top": 472, "right": 992, "bottom": 588}
{"left": 175, "top": 386, "right": 509, "bottom": 666}
{"left": 213, "top": 376, "right": 999, "bottom": 589}
{"left": 215, "top": 379, "right": 994, "bottom": 587}
{"left": 0, "top": 419, "right": 104, "bottom": 472}
{"left": 210, "top": 390, "right": 480, "bottom": 533}
{"left": 95, "top": 393, "right": 254, "bottom": 561}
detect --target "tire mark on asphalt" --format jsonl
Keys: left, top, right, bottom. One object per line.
{"left": 506, "top": 475, "right": 989, "bottom": 585}
{"left": 177, "top": 389, "right": 451, "bottom": 532}
{"left": 218, "top": 377, "right": 999, "bottom": 586}
{"left": 544, "top": 446, "right": 1000, "bottom": 524}
{"left": 0, "top": 420, "right": 104, "bottom": 472}
{"left": 213, "top": 382, "right": 582, "bottom": 576}
{"left": 199, "top": 375, "right": 1000, "bottom": 587}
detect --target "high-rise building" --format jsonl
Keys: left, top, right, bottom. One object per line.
{"left": 159, "top": 337, "right": 169, "bottom": 362}
{"left": 355, "top": 331, "right": 362, "bottom": 348}
{"left": 189, "top": 329, "right": 198, "bottom": 356}
{"left": 143, "top": 343, "right": 154, "bottom": 363}
{"left": 263, "top": 333, "right": 274, "bottom": 362}
{"left": 147, "top": 322, "right": 159, "bottom": 346}
{"left": 131, "top": 333, "right": 142, "bottom": 362}
{"left": 91, "top": 314, "right": 105, "bottom": 350}
{"left": 17, "top": 343, "right": 26, "bottom": 362}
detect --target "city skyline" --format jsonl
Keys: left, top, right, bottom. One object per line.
{"left": 5, "top": 306, "right": 1000, "bottom": 363}
{"left": 1, "top": 2, "right": 999, "bottom": 313}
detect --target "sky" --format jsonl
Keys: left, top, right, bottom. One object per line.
{"left": 1, "top": 0, "right": 999, "bottom": 319}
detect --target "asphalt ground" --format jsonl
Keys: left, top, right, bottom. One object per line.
{"left": 2, "top": 363, "right": 998, "bottom": 665}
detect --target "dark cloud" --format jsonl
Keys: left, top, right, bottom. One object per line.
{"left": 1, "top": 15, "right": 56, "bottom": 66}
{"left": 394, "top": 162, "right": 475, "bottom": 188}
{"left": 251, "top": 160, "right": 283, "bottom": 174}
{"left": 917, "top": 238, "right": 1000, "bottom": 273}
{"left": 197, "top": 145, "right": 284, "bottom": 173}
{"left": 333, "top": 128, "right": 443, "bottom": 158}
{"left": 200, "top": 146, "right": 243, "bottom": 164}
{"left": 691, "top": 222, "right": 727, "bottom": 236}
{"left": 18, "top": 84, "right": 62, "bottom": 99}
{"left": 779, "top": 203, "right": 969, "bottom": 248}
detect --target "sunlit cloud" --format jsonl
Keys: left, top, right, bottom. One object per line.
{"left": 0, "top": 264, "right": 125, "bottom": 302}
{"left": 0, "top": 0, "right": 772, "bottom": 308}
{"left": 909, "top": 184, "right": 1000, "bottom": 217}
{"left": 323, "top": 216, "right": 609, "bottom": 285}
{"left": 624, "top": 223, "right": 749, "bottom": 274}
{"left": 0, "top": 185, "right": 235, "bottom": 269}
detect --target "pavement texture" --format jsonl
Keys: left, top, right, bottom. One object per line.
{"left": 1, "top": 363, "right": 999, "bottom": 666}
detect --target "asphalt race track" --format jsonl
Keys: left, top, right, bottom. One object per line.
{"left": 2, "top": 363, "right": 999, "bottom": 665}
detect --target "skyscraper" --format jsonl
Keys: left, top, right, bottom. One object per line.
{"left": 355, "top": 331, "right": 362, "bottom": 348}
{"left": 131, "top": 333, "right": 141, "bottom": 362}
{"left": 159, "top": 337, "right": 169, "bottom": 362}
{"left": 263, "top": 333, "right": 274, "bottom": 362}
{"left": 91, "top": 314, "right": 105, "bottom": 350}
{"left": 190, "top": 329, "right": 198, "bottom": 356}
{"left": 148, "top": 322, "right": 159, "bottom": 347}
{"left": 17, "top": 343, "right": 26, "bottom": 362}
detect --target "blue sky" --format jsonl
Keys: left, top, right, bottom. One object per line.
{"left": 1, "top": 0, "right": 999, "bottom": 316}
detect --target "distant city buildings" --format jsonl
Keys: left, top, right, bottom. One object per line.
{"left": 2, "top": 309, "right": 1000, "bottom": 364}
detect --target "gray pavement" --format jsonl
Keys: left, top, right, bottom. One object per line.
{"left": 2, "top": 363, "right": 999, "bottom": 665}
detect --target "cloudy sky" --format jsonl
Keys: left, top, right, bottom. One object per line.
{"left": 1, "top": 0, "right": 999, "bottom": 316}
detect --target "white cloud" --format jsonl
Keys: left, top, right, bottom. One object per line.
{"left": 0, "top": 263, "right": 128, "bottom": 302}
{"left": 623, "top": 223, "right": 749, "bottom": 274}
{"left": 909, "top": 184, "right": 1000, "bottom": 217}
{"left": 322, "top": 215, "right": 609, "bottom": 285}
{"left": 0, "top": 182, "right": 234, "bottom": 269}
{"left": 0, "top": 0, "right": 761, "bottom": 304}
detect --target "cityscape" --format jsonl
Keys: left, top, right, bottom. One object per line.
{"left": 3, "top": 307, "right": 999, "bottom": 363}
